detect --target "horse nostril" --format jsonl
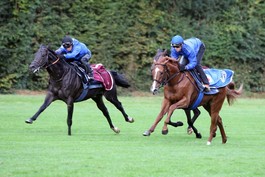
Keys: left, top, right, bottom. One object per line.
{"left": 29, "top": 64, "right": 34, "bottom": 71}
{"left": 29, "top": 64, "right": 40, "bottom": 73}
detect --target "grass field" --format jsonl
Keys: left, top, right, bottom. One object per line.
{"left": 0, "top": 94, "right": 265, "bottom": 177}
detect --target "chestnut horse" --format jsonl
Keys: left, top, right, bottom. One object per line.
{"left": 143, "top": 50, "right": 243, "bottom": 145}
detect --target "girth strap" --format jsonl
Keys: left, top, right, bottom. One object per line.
{"left": 75, "top": 84, "right": 89, "bottom": 102}
{"left": 187, "top": 91, "right": 204, "bottom": 110}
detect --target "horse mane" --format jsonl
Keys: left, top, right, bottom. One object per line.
{"left": 153, "top": 49, "right": 169, "bottom": 62}
{"left": 45, "top": 45, "right": 67, "bottom": 64}
{"left": 46, "top": 46, "right": 58, "bottom": 59}
{"left": 153, "top": 49, "right": 178, "bottom": 63}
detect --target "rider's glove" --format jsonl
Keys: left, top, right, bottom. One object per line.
{"left": 179, "top": 64, "right": 186, "bottom": 72}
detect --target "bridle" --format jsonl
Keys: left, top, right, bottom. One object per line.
{"left": 152, "top": 60, "right": 184, "bottom": 88}
{"left": 45, "top": 51, "right": 60, "bottom": 69}
{"left": 31, "top": 46, "right": 61, "bottom": 73}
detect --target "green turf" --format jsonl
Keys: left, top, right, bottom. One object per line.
{"left": 0, "top": 94, "right": 264, "bottom": 177}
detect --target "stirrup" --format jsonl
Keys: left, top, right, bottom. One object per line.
{"left": 204, "top": 85, "right": 211, "bottom": 92}
{"left": 87, "top": 75, "right": 94, "bottom": 80}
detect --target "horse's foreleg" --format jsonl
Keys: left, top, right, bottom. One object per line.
{"left": 162, "top": 99, "right": 188, "bottom": 135}
{"left": 25, "top": 93, "right": 54, "bottom": 124}
{"left": 143, "top": 99, "right": 170, "bottom": 136}
{"left": 66, "top": 98, "right": 74, "bottom": 136}
{"left": 162, "top": 107, "right": 179, "bottom": 135}
{"left": 92, "top": 96, "right": 120, "bottom": 134}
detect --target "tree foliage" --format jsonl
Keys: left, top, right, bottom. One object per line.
{"left": 0, "top": 0, "right": 264, "bottom": 93}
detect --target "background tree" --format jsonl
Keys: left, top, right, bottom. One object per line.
{"left": 0, "top": 0, "right": 264, "bottom": 93}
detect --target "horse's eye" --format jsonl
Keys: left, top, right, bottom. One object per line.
{"left": 42, "top": 53, "right": 47, "bottom": 58}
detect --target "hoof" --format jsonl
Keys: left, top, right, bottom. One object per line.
{"left": 25, "top": 119, "right": 33, "bottom": 124}
{"left": 196, "top": 133, "right": 202, "bottom": 139}
{"left": 162, "top": 129, "right": 168, "bottom": 135}
{"left": 127, "top": 117, "right": 134, "bottom": 123}
{"left": 111, "top": 127, "right": 120, "bottom": 134}
{"left": 222, "top": 138, "right": 227, "bottom": 144}
{"left": 206, "top": 141, "right": 211, "bottom": 145}
{"left": 169, "top": 121, "right": 183, "bottom": 127}
{"left": 187, "top": 127, "right": 193, "bottom": 135}
{"left": 143, "top": 130, "right": 151, "bottom": 136}
{"left": 176, "top": 121, "right": 184, "bottom": 126}
{"left": 213, "top": 133, "right": 216, "bottom": 137}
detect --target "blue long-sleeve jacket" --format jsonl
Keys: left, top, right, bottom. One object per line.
{"left": 170, "top": 37, "right": 203, "bottom": 70}
{"left": 55, "top": 38, "right": 91, "bottom": 61}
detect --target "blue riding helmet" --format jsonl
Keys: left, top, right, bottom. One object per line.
{"left": 171, "top": 35, "right": 184, "bottom": 46}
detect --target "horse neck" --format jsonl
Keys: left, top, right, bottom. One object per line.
{"left": 47, "top": 53, "right": 70, "bottom": 81}
{"left": 166, "top": 62, "right": 184, "bottom": 85}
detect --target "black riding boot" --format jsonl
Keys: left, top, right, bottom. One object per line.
{"left": 81, "top": 61, "right": 93, "bottom": 79}
{"left": 87, "top": 64, "right": 94, "bottom": 80}
{"left": 195, "top": 65, "right": 210, "bottom": 92}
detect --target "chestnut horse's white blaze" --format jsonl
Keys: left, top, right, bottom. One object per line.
{"left": 150, "top": 67, "right": 161, "bottom": 93}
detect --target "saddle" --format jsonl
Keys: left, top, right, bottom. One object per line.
{"left": 69, "top": 62, "right": 113, "bottom": 90}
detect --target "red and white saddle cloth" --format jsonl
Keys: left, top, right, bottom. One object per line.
{"left": 91, "top": 64, "right": 113, "bottom": 90}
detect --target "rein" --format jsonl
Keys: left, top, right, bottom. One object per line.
{"left": 45, "top": 55, "right": 60, "bottom": 69}
{"left": 45, "top": 50, "right": 68, "bottom": 82}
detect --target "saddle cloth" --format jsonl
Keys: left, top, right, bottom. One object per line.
{"left": 204, "top": 68, "right": 234, "bottom": 88}
{"left": 187, "top": 68, "right": 234, "bottom": 109}
{"left": 91, "top": 64, "right": 113, "bottom": 91}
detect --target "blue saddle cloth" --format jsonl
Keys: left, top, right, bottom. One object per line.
{"left": 187, "top": 68, "right": 234, "bottom": 109}
{"left": 205, "top": 68, "right": 234, "bottom": 88}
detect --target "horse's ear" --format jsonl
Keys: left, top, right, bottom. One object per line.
{"left": 46, "top": 44, "right": 55, "bottom": 53}
{"left": 157, "top": 49, "right": 164, "bottom": 54}
{"left": 163, "top": 49, "right": 169, "bottom": 56}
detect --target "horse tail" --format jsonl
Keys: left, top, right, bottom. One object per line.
{"left": 110, "top": 70, "right": 130, "bottom": 88}
{"left": 226, "top": 82, "right": 243, "bottom": 105}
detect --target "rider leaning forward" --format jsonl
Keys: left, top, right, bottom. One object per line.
{"left": 55, "top": 36, "right": 94, "bottom": 82}
{"left": 170, "top": 35, "right": 210, "bottom": 92}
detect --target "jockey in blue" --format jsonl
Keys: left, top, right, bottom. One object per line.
{"left": 170, "top": 35, "right": 210, "bottom": 92}
{"left": 55, "top": 36, "right": 94, "bottom": 81}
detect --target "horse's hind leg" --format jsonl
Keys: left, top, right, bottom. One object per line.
{"left": 92, "top": 95, "right": 120, "bottom": 134}
{"left": 25, "top": 92, "right": 54, "bottom": 124}
{"left": 186, "top": 108, "right": 200, "bottom": 134}
{"left": 217, "top": 115, "right": 227, "bottom": 144}
{"left": 186, "top": 109, "right": 202, "bottom": 139}
{"left": 104, "top": 89, "right": 134, "bottom": 123}
{"left": 203, "top": 103, "right": 218, "bottom": 145}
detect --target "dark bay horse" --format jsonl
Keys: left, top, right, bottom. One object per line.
{"left": 25, "top": 45, "right": 134, "bottom": 135}
{"left": 143, "top": 50, "right": 243, "bottom": 145}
